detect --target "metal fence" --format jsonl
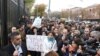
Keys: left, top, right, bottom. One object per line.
{"left": 0, "top": 0, "right": 2, "bottom": 47}
{"left": 7, "top": 0, "right": 25, "bottom": 28}
{"left": 0, "top": 0, "right": 25, "bottom": 47}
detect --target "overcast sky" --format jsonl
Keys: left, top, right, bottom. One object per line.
{"left": 32, "top": 0, "right": 100, "bottom": 12}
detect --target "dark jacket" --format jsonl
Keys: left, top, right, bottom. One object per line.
{"left": 0, "top": 49, "right": 9, "bottom": 56}
{"left": 55, "top": 34, "right": 70, "bottom": 56}
{"left": 2, "top": 43, "right": 28, "bottom": 56}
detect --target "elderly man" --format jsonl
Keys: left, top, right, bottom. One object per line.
{"left": 85, "top": 31, "right": 100, "bottom": 56}
{"left": 90, "top": 31, "right": 100, "bottom": 41}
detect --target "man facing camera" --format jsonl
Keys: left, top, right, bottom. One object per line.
{"left": 3, "top": 32, "right": 27, "bottom": 56}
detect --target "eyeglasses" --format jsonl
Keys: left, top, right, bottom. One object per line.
{"left": 15, "top": 38, "right": 21, "bottom": 41}
{"left": 84, "top": 31, "right": 89, "bottom": 32}
{"left": 90, "top": 36, "right": 95, "bottom": 38}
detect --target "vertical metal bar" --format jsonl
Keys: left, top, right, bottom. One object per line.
{"left": 18, "top": 0, "right": 20, "bottom": 20}
{"left": 24, "top": 0, "right": 25, "bottom": 15}
{"left": 0, "top": 0, "right": 2, "bottom": 47}
{"left": 48, "top": 0, "right": 51, "bottom": 12}
{"left": 48, "top": 0, "right": 51, "bottom": 19}
{"left": 1, "top": 0, "right": 8, "bottom": 46}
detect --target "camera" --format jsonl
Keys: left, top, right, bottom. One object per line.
{"left": 82, "top": 39, "right": 100, "bottom": 56}
{"left": 63, "top": 40, "right": 70, "bottom": 46}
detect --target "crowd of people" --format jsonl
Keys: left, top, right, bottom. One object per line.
{"left": 0, "top": 16, "right": 100, "bottom": 56}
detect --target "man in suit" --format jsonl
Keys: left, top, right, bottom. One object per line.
{"left": 3, "top": 32, "right": 28, "bottom": 56}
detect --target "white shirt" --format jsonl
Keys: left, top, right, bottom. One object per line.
{"left": 12, "top": 43, "right": 23, "bottom": 56}
{"left": 41, "top": 37, "right": 58, "bottom": 56}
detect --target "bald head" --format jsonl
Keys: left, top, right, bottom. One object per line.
{"left": 90, "top": 31, "right": 100, "bottom": 39}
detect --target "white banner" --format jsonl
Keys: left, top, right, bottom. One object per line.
{"left": 32, "top": 17, "right": 42, "bottom": 28}
{"left": 26, "top": 35, "right": 47, "bottom": 52}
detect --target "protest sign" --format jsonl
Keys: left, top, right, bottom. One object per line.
{"left": 32, "top": 17, "right": 42, "bottom": 28}
{"left": 26, "top": 35, "right": 47, "bottom": 52}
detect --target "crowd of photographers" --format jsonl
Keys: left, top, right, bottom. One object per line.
{"left": 0, "top": 16, "right": 100, "bottom": 56}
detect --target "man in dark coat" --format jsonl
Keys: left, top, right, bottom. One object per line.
{"left": 3, "top": 32, "right": 28, "bottom": 56}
